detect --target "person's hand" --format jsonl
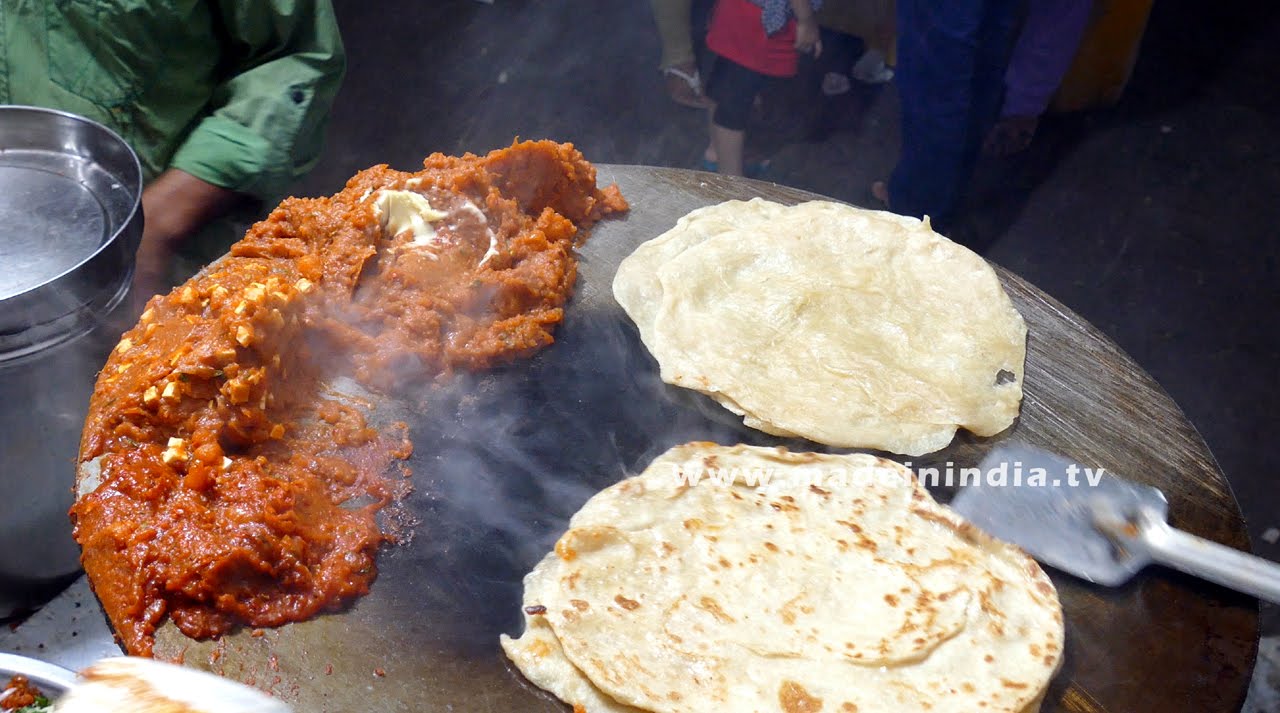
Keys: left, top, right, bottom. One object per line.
{"left": 134, "top": 169, "right": 239, "bottom": 307}
{"left": 795, "top": 16, "right": 822, "bottom": 57}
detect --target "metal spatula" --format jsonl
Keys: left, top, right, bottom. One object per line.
{"left": 948, "top": 442, "right": 1280, "bottom": 603}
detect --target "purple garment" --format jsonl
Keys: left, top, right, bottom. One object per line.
{"left": 889, "top": 0, "right": 1019, "bottom": 229}
{"left": 1001, "top": 0, "right": 1094, "bottom": 117}
{"left": 746, "top": 0, "right": 823, "bottom": 35}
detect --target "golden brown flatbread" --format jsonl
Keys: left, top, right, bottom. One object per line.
{"left": 502, "top": 443, "right": 1064, "bottom": 713}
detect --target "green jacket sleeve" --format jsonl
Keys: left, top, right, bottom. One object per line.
{"left": 168, "top": 0, "right": 345, "bottom": 200}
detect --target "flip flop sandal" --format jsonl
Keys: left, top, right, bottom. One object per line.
{"left": 851, "top": 50, "right": 895, "bottom": 84}
{"left": 821, "top": 72, "right": 852, "bottom": 96}
{"left": 663, "top": 67, "right": 714, "bottom": 109}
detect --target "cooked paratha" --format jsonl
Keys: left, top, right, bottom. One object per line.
{"left": 612, "top": 199, "right": 1027, "bottom": 456}
{"left": 502, "top": 443, "right": 1064, "bottom": 713}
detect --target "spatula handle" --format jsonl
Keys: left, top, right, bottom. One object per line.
{"left": 1142, "top": 517, "right": 1280, "bottom": 604}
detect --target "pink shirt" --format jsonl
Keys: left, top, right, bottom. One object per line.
{"left": 706, "top": 0, "right": 800, "bottom": 78}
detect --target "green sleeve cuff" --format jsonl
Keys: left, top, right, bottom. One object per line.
{"left": 168, "top": 114, "right": 288, "bottom": 200}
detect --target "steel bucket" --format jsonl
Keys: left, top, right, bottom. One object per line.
{"left": 0, "top": 106, "right": 142, "bottom": 615}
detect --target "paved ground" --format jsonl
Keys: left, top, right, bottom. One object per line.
{"left": 300, "top": 0, "right": 1278, "bottom": 708}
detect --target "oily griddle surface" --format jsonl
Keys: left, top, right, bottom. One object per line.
{"left": 115, "top": 166, "right": 1254, "bottom": 712}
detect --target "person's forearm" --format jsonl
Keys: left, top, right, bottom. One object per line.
{"left": 133, "top": 169, "right": 241, "bottom": 298}
{"left": 790, "top": 0, "right": 821, "bottom": 56}
{"left": 141, "top": 169, "right": 240, "bottom": 247}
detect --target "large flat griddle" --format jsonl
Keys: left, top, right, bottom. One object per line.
{"left": 85, "top": 167, "right": 1258, "bottom": 711}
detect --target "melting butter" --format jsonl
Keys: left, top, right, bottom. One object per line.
{"left": 372, "top": 189, "right": 499, "bottom": 267}
{"left": 373, "top": 190, "right": 448, "bottom": 247}
{"left": 454, "top": 200, "right": 500, "bottom": 267}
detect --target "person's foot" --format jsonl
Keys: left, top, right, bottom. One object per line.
{"left": 983, "top": 115, "right": 1039, "bottom": 157}
{"left": 851, "top": 49, "right": 894, "bottom": 84}
{"left": 701, "top": 148, "right": 770, "bottom": 178}
{"left": 871, "top": 180, "right": 890, "bottom": 207}
{"left": 700, "top": 157, "right": 772, "bottom": 179}
{"left": 663, "top": 64, "right": 714, "bottom": 109}
{"left": 821, "top": 72, "right": 852, "bottom": 96}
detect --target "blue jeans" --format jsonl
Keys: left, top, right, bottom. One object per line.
{"left": 889, "top": 0, "right": 1018, "bottom": 228}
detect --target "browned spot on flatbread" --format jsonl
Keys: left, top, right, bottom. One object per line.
{"left": 780, "top": 594, "right": 808, "bottom": 625}
{"left": 779, "top": 680, "right": 824, "bottom": 712}
{"left": 615, "top": 594, "right": 640, "bottom": 611}
{"left": 569, "top": 599, "right": 590, "bottom": 611}
{"left": 697, "top": 596, "right": 736, "bottom": 624}
{"left": 1000, "top": 678, "right": 1029, "bottom": 689}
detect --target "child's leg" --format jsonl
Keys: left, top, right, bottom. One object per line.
{"left": 711, "top": 122, "right": 747, "bottom": 176}
{"left": 705, "top": 57, "right": 770, "bottom": 176}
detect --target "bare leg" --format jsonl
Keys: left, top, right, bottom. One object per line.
{"left": 704, "top": 108, "right": 718, "bottom": 164}
{"left": 652, "top": 0, "right": 713, "bottom": 108}
{"left": 710, "top": 122, "right": 745, "bottom": 176}
{"left": 650, "top": 0, "right": 697, "bottom": 70}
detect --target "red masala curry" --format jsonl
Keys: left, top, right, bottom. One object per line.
{"left": 72, "top": 141, "right": 627, "bottom": 656}
{"left": 1, "top": 676, "right": 43, "bottom": 710}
